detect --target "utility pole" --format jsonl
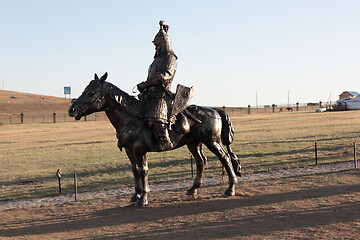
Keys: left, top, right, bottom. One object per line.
{"left": 256, "top": 92, "right": 258, "bottom": 108}
{"left": 287, "top": 89, "right": 290, "bottom": 106}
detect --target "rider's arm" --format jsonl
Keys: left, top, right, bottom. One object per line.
{"left": 138, "top": 55, "right": 177, "bottom": 91}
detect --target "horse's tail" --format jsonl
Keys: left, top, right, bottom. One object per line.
{"left": 214, "top": 108, "right": 241, "bottom": 177}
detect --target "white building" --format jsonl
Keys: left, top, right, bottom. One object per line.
{"left": 346, "top": 95, "right": 360, "bottom": 110}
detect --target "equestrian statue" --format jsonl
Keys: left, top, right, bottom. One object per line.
{"left": 68, "top": 21, "right": 241, "bottom": 207}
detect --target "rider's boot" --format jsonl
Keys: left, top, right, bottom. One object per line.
{"left": 153, "top": 122, "right": 173, "bottom": 152}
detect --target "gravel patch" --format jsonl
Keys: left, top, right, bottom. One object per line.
{"left": 0, "top": 161, "right": 357, "bottom": 211}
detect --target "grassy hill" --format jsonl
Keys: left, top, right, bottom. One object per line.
{"left": 0, "top": 90, "right": 72, "bottom": 115}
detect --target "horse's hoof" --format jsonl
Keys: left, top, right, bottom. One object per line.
{"left": 135, "top": 197, "right": 148, "bottom": 207}
{"left": 185, "top": 188, "right": 197, "bottom": 196}
{"left": 130, "top": 193, "right": 140, "bottom": 203}
{"left": 224, "top": 188, "right": 235, "bottom": 196}
{"left": 135, "top": 202, "right": 148, "bottom": 207}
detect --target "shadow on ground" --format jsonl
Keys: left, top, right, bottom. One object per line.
{"left": 1, "top": 182, "right": 359, "bottom": 238}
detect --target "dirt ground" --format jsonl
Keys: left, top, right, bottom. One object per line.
{"left": 0, "top": 170, "right": 359, "bottom": 239}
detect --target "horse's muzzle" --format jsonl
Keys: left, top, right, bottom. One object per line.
{"left": 68, "top": 106, "right": 76, "bottom": 117}
{"left": 68, "top": 106, "right": 82, "bottom": 120}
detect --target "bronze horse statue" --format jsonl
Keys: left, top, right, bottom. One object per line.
{"left": 68, "top": 72, "right": 241, "bottom": 206}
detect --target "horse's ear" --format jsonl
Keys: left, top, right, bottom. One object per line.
{"left": 94, "top": 73, "right": 99, "bottom": 81}
{"left": 100, "top": 72, "right": 108, "bottom": 83}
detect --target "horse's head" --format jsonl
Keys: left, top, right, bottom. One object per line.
{"left": 68, "top": 72, "right": 108, "bottom": 120}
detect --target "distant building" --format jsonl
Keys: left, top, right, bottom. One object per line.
{"left": 339, "top": 91, "right": 359, "bottom": 100}
{"left": 336, "top": 91, "right": 360, "bottom": 110}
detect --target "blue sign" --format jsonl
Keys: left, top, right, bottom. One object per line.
{"left": 64, "top": 87, "right": 71, "bottom": 95}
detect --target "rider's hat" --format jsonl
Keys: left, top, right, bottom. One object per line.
{"left": 152, "top": 20, "right": 170, "bottom": 45}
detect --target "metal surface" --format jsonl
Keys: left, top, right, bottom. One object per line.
{"left": 68, "top": 73, "right": 241, "bottom": 207}
{"left": 68, "top": 21, "right": 240, "bottom": 207}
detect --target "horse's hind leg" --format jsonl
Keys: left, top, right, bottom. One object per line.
{"left": 205, "top": 141, "right": 237, "bottom": 196}
{"left": 186, "top": 143, "right": 206, "bottom": 196}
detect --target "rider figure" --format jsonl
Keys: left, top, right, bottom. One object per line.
{"left": 137, "top": 20, "right": 177, "bottom": 152}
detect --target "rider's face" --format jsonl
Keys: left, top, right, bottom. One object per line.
{"left": 154, "top": 43, "right": 162, "bottom": 53}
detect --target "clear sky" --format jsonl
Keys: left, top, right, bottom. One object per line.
{"left": 1, "top": 0, "right": 359, "bottom": 107}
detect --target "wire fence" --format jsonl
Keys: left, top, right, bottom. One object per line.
{"left": 0, "top": 99, "right": 338, "bottom": 125}
{"left": 0, "top": 104, "right": 325, "bottom": 125}
{"left": 0, "top": 112, "right": 108, "bottom": 124}
{"left": 1, "top": 137, "right": 358, "bottom": 201}
{"left": 222, "top": 104, "right": 326, "bottom": 115}
{"left": 56, "top": 140, "right": 359, "bottom": 199}
{"left": 212, "top": 141, "right": 359, "bottom": 178}
{"left": 49, "top": 141, "right": 358, "bottom": 198}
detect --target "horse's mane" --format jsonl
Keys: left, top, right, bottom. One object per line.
{"left": 105, "top": 82, "right": 143, "bottom": 118}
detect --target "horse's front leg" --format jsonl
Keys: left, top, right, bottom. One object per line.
{"left": 125, "top": 150, "right": 141, "bottom": 203}
{"left": 135, "top": 152, "right": 149, "bottom": 207}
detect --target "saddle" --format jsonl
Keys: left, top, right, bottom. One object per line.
{"left": 171, "top": 109, "right": 201, "bottom": 134}
{"left": 116, "top": 108, "right": 200, "bottom": 152}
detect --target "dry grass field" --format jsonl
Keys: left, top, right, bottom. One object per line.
{"left": 1, "top": 90, "right": 360, "bottom": 201}
{"left": 1, "top": 90, "right": 360, "bottom": 239}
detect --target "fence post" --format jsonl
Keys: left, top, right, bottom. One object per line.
{"left": 74, "top": 174, "right": 78, "bottom": 201}
{"left": 53, "top": 112, "right": 56, "bottom": 123}
{"left": 20, "top": 112, "right": 24, "bottom": 124}
{"left": 221, "top": 165, "right": 225, "bottom": 181}
{"left": 315, "top": 142, "right": 318, "bottom": 165}
{"left": 190, "top": 155, "right": 194, "bottom": 178}
{"left": 56, "top": 169, "right": 62, "bottom": 194}
{"left": 272, "top": 104, "right": 275, "bottom": 113}
{"left": 248, "top": 105, "right": 251, "bottom": 114}
{"left": 354, "top": 143, "right": 358, "bottom": 168}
